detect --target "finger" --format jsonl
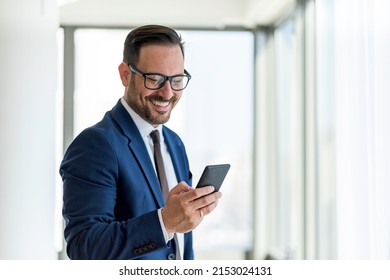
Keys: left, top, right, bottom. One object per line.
{"left": 182, "top": 185, "right": 215, "bottom": 201}
{"left": 199, "top": 199, "right": 220, "bottom": 217}
{"left": 173, "top": 185, "right": 215, "bottom": 205}
{"left": 168, "top": 181, "right": 191, "bottom": 195}
{"left": 193, "top": 191, "right": 222, "bottom": 210}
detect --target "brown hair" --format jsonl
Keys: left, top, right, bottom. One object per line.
{"left": 123, "top": 25, "right": 185, "bottom": 65}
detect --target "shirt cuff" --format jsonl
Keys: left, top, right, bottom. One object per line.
{"left": 157, "top": 208, "right": 174, "bottom": 243}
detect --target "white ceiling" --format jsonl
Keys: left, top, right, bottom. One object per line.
{"left": 59, "top": 0, "right": 296, "bottom": 29}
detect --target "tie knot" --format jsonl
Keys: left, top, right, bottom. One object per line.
{"left": 150, "top": 130, "right": 160, "bottom": 145}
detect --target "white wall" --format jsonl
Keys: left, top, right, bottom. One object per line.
{"left": 0, "top": 0, "right": 58, "bottom": 259}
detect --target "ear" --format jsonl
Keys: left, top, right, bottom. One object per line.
{"left": 118, "top": 62, "right": 131, "bottom": 86}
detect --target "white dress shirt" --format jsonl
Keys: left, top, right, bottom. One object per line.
{"left": 120, "top": 97, "right": 184, "bottom": 259}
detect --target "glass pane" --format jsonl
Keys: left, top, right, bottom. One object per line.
{"left": 55, "top": 27, "right": 64, "bottom": 253}
{"left": 316, "top": 0, "right": 390, "bottom": 259}
{"left": 74, "top": 29, "right": 129, "bottom": 135}
{"left": 274, "top": 17, "right": 303, "bottom": 259}
{"left": 176, "top": 31, "right": 254, "bottom": 256}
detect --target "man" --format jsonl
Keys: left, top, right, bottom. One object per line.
{"left": 60, "top": 25, "right": 222, "bottom": 260}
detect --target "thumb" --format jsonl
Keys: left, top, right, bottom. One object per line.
{"left": 169, "top": 181, "right": 192, "bottom": 195}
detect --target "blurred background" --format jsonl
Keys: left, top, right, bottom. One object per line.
{"left": 0, "top": 0, "right": 389, "bottom": 260}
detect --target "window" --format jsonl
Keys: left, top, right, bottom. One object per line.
{"left": 253, "top": 15, "right": 305, "bottom": 260}
{"left": 274, "top": 16, "right": 304, "bottom": 259}
{"left": 316, "top": 0, "right": 390, "bottom": 259}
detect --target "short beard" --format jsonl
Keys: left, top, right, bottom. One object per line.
{"left": 127, "top": 78, "right": 176, "bottom": 126}
{"left": 145, "top": 95, "right": 176, "bottom": 124}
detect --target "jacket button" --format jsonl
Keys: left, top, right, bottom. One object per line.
{"left": 167, "top": 253, "right": 176, "bottom": 260}
{"left": 147, "top": 243, "right": 156, "bottom": 250}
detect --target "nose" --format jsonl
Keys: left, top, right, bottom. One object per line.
{"left": 158, "top": 80, "right": 175, "bottom": 99}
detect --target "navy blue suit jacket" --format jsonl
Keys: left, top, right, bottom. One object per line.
{"left": 60, "top": 100, "right": 193, "bottom": 260}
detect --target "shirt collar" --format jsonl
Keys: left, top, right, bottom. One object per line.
{"left": 120, "top": 97, "right": 163, "bottom": 138}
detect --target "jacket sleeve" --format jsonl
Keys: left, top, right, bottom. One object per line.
{"left": 60, "top": 127, "right": 168, "bottom": 260}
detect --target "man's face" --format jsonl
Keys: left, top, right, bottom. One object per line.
{"left": 122, "top": 44, "right": 185, "bottom": 127}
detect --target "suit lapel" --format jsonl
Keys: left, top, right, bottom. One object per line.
{"left": 110, "top": 100, "right": 165, "bottom": 207}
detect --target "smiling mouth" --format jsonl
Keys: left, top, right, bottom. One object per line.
{"left": 151, "top": 99, "right": 170, "bottom": 108}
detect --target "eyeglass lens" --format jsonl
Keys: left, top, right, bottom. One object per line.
{"left": 145, "top": 74, "right": 189, "bottom": 90}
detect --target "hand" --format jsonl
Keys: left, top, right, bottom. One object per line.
{"left": 161, "top": 181, "right": 222, "bottom": 235}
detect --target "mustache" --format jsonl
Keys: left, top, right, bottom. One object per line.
{"left": 147, "top": 95, "right": 177, "bottom": 103}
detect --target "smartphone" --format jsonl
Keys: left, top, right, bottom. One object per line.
{"left": 196, "top": 164, "right": 230, "bottom": 192}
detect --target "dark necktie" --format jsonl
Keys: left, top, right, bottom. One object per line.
{"left": 150, "top": 130, "right": 181, "bottom": 260}
{"left": 150, "top": 130, "right": 169, "bottom": 200}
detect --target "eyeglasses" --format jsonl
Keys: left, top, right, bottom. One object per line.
{"left": 128, "top": 64, "right": 191, "bottom": 91}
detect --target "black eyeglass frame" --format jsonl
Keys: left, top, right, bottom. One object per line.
{"left": 128, "top": 63, "right": 192, "bottom": 91}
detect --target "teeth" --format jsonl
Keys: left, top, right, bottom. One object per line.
{"left": 152, "top": 100, "right": 169, "bottom": 107}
